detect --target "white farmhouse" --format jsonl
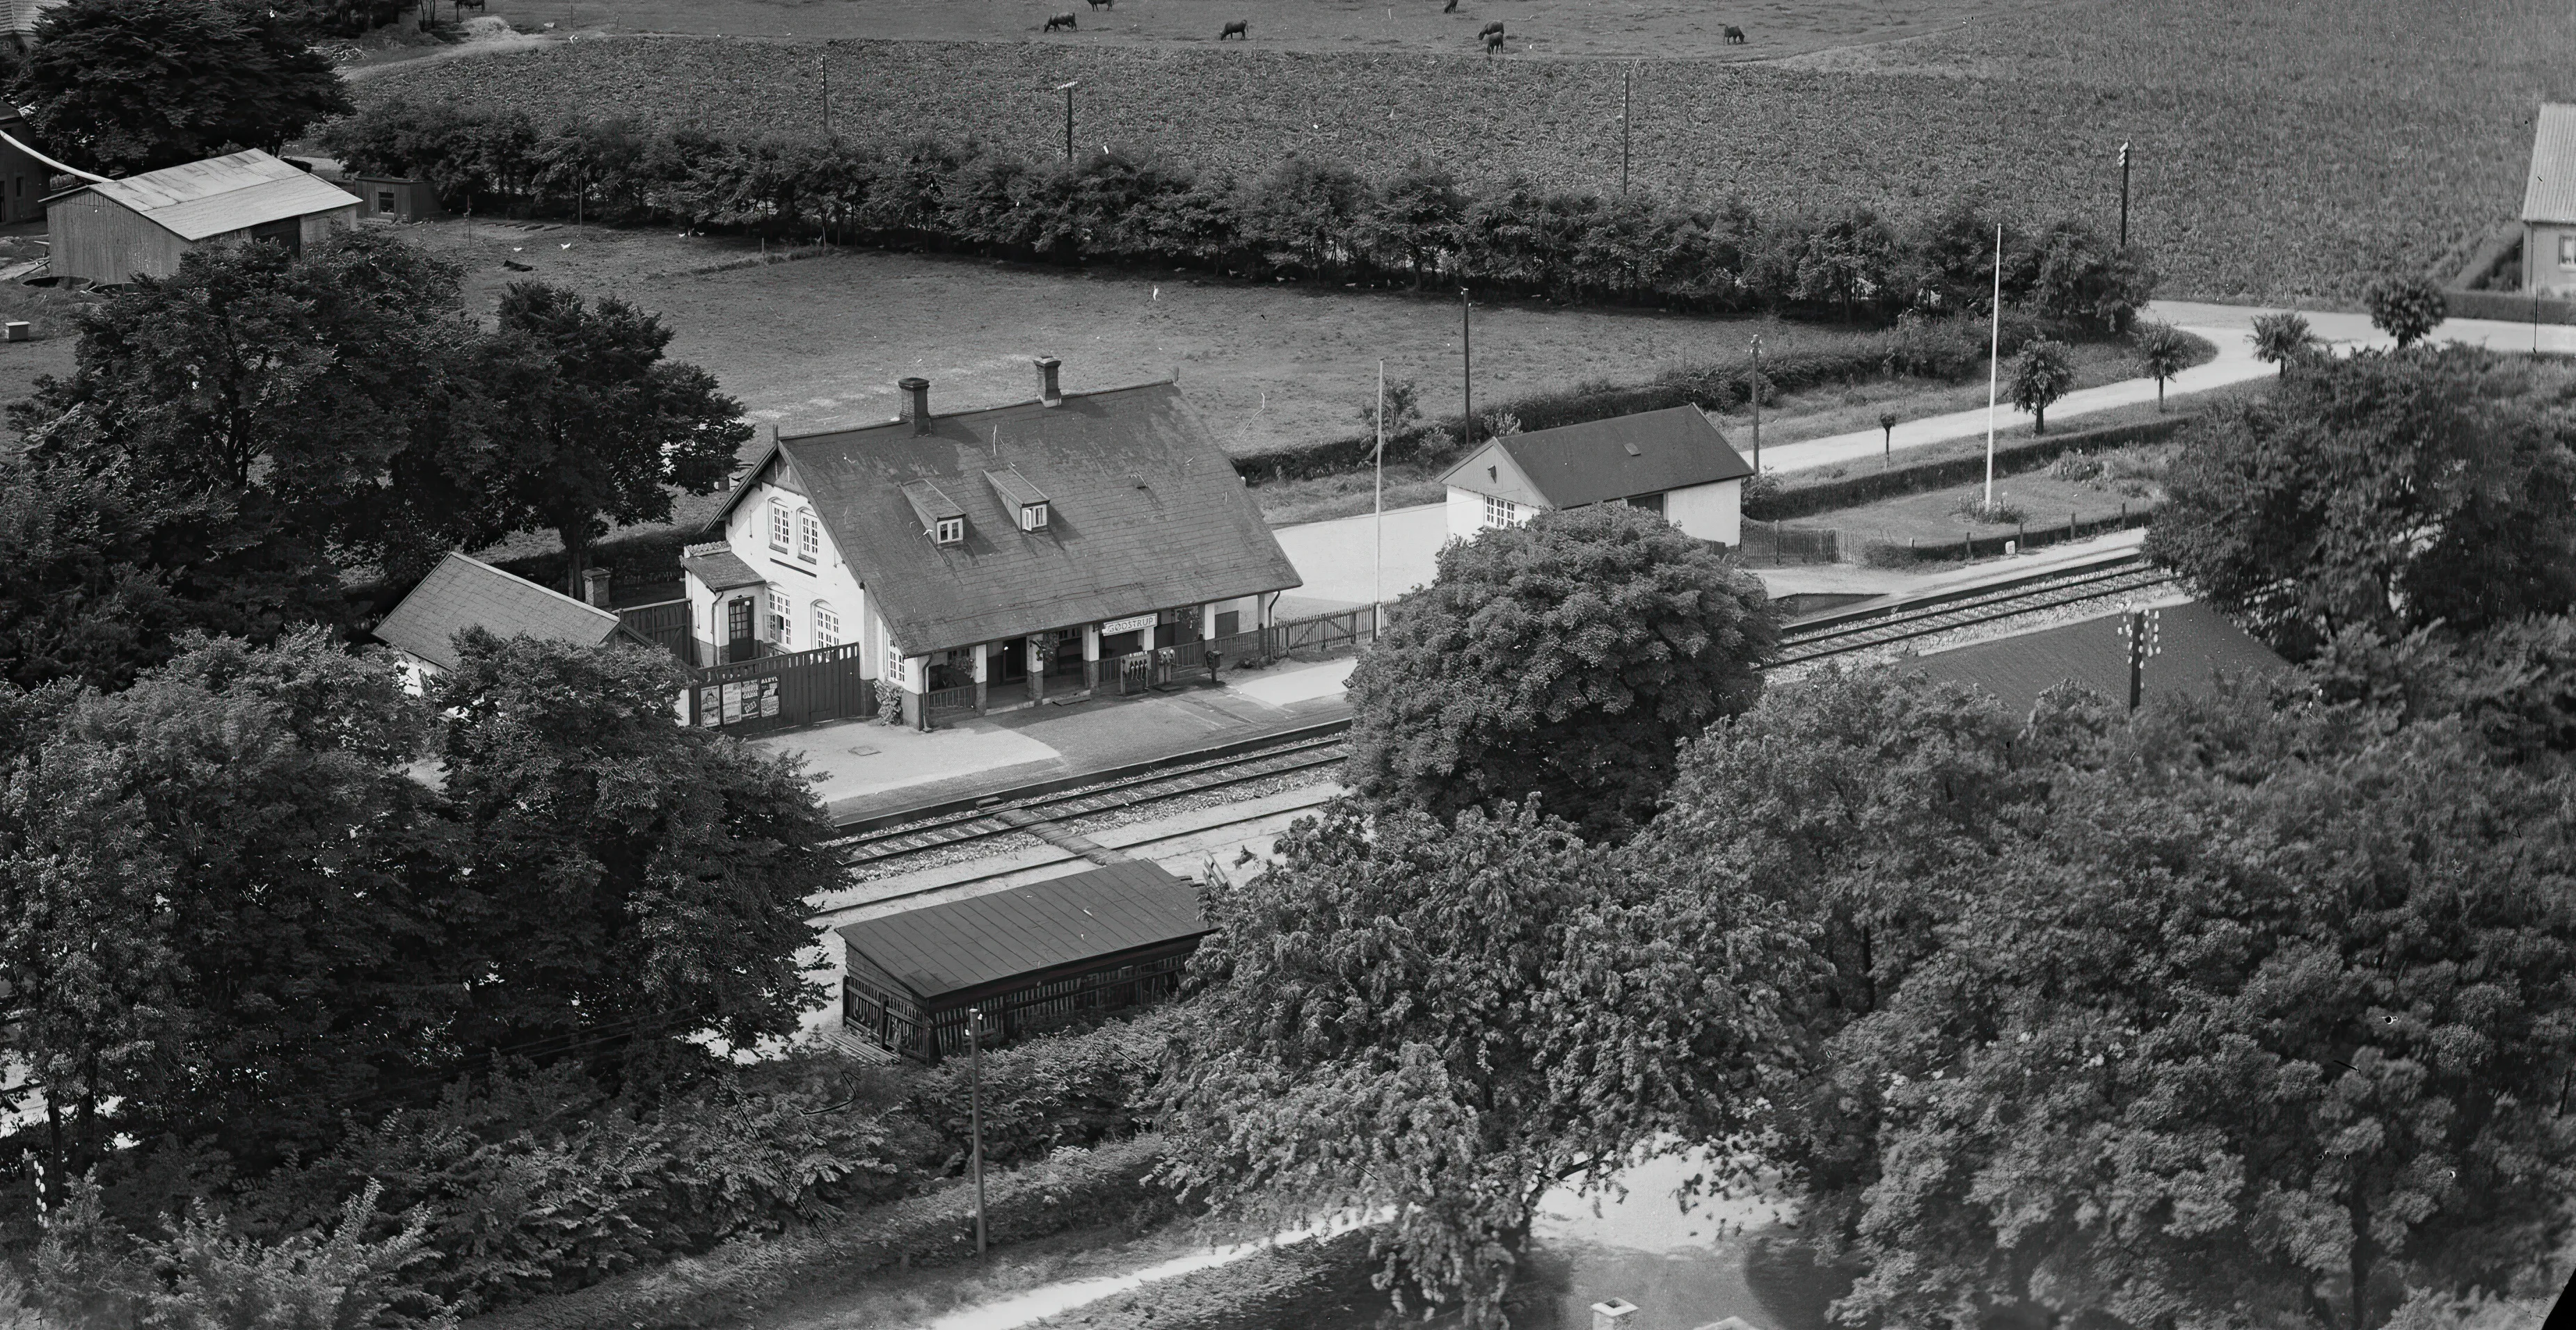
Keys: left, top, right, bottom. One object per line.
{"left": 1437, "top": 406, "right": 1752, "bottom": 545}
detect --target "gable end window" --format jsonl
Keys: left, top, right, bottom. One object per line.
{"left": 1483, "top": 493, "right": 1518, "bottom": 528}
{"left": 935, "top": 517, "right": 966, "bottom": 546}
{"left": 768, "top": 499, "right": 790, "bottom": 551}
{"left": 798, "top": 511, "right": 820, "bottom": 561}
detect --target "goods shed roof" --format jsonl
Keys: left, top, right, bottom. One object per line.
{"left": 836, "top": 860, "right": 1213, "bottom": 1003}
{"left": 58, "top": 150, "right": 360, "bottom": 241}
{"left": 374, "top": 552, "right": 624, "bottom": 672}
{"left": 1440, "top": 406, "right": 1750, "bottom": 508}
{"left": 1902, "top": 599, "right": 2287, "bottom": 716}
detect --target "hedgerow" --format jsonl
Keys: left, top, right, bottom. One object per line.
{"left": 319, "top": 100, "right": 2152, "bottom": 328}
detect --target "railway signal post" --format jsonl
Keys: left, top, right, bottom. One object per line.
{"left": 1058, "top": 81, "right": 1080, "bottom": 161}
{"left": 2120, "top": 603, "right": 2161, "bottom": 711}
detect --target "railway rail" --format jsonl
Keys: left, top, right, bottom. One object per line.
{"left": 832, "top": 551, "right": 2182, "bottom": 874}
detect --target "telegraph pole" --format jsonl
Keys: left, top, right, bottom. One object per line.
{"left": 2117, "top": 143, "right": 2131, "bottom": 248}
{"left": 1748, "top": 335, "right": 1761, "bottom": 474}
{"left": 1461, "top": 287, "right": 1474, "bottom": 447}
{"left": 1058, "top": 81, "right": 1079, "bottom": 161}
{"left": 1619, "top": 65, "right": 1633, "bottom": 194}
{"left": 1984, "top": 223, "right": 2003, "bottom": 509}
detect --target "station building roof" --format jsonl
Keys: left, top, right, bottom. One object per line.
{"left": 836, "top": 860, "right": 1212, "bottom": 1004}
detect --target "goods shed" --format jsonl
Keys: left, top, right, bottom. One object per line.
{"left": 45, "top": 149, "right": 360, "bottom": 286}
{"left": 1903, "top": 599, "right": 2287, "bottom": 716}
{"left": 836, "top": 860, "right": 1213, "bottom": 1062}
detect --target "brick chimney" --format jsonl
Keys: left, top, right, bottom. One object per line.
{"left": 1035, "top": 355, "right": 1063, "bottom": 407}
{"left": 900, "top": 376, "right": 932, "bottom": 434}
{"left": 582, "top": 567, "right": 612, "bottom": 607}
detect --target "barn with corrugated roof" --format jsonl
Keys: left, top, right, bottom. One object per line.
{"left": 45, "top": 149, "right": 361, "bottom": 286}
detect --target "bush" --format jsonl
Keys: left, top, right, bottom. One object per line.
{"left": 1861, "top": 540, "right": 1922, "bottom": 569}
{"left": 2049, "top": 451, "right": 2104, "bottom": 481}
{"left": 903, "top": 1005, "right": 1179, "bottom": 1175}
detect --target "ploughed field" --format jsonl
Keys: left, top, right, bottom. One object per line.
{"left": 354, "top": 0, "right": 2576, "bottom": 304}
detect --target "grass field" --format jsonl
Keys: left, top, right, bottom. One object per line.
{"left": 350, "top": 0, "right": 2576, "bottom": 304}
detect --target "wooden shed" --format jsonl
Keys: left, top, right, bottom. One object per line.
{"left": 45, "top": 149, "right": 361, "bottom": 287}
{"left": 836, "top": 860, "right": 1214, "bottom": 1061}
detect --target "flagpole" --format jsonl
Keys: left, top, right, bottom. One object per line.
{"left": 1373, "top": 359, "right": 1385, "bottom": 641}
{"left": 1985, "top": 222, "right": 2003, "bottom": 510}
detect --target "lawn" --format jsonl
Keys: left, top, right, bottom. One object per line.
{"left": 1813, "top": 440, "right": 2174, "bottom": 554}
{"left": 349, "top": 0, "right": 2576, "bottom": 303}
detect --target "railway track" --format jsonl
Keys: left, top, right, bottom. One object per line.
{"left": 829, "top": 724, "right": 1350, "bottom": 867}
{"left": 834, "top": 552, "right": 2179, "bottom": 875}
{"left": 1774, "top": 553, "right": 2175, "bottom": 667}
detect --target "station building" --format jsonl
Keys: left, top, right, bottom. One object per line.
{"left": 692, "top": 360, "right": 1303, "bottom": 729}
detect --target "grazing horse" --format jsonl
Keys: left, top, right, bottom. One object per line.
{"left": 1477, "top": 19, "right": 1503, "bottom": 38}
{"left": 1723, "top": 24, "right": 1746, "bottom": 42}
{"left": 1485, "top": 29, "right": 1504, "bottom": 51}
{"left": 1219, "top": 18, "right": 1248, "bottom": 38}
{"left": 1087, "top": 0, "right": 1112, "bottom": 9}
{"left": 1044, "top": 11, "right": 1077, "bottom": 29}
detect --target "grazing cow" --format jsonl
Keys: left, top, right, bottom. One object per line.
{"left": 1723, "top": 24, "right": 1746, "bottom": 42}
{"left": 1220, "top": 18, "right": 1248, "bottom": 38}
{"left": 1477, "top": 20, "right": 1503, "bottom": 38}
{"left": 1485, "top": 29, "right": 1504, "bottom": 51}
{"left": 1086, "top": 0, "right": 1112, "bottom": 10}
{"left": 1044, "top": 11, "right": 1077, "bottom": 29}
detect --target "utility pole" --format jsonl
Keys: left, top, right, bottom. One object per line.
{"left": 968, "top": 1007, "right": 989, "bottom": 1254}
{"left": 2120, "top": 604, "right": 2161, "bottom": 711}
{"left": 1748, "top": 335, "right": 1761, "bottom": 475}
{"left": 1373, "top": 359, "right": 1385, "bottom": 639}
{"left": 2117, "top": 143, "right": 2131, "bottom": 248}
{"left": 1461, "top": 287, "right": 1474, "bottom": 448}
{"left": 1057, "top": 81, "right": 1079, "bottom": 161}
{"left": 1984, "top": 223, "right": 2003, "bottom": 509}
{"left": 1619, "top": 65, "right": 1633, "bottom": 194}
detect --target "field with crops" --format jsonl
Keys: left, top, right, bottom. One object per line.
{"left": 351, "top": 0, "right": 2576, "bottom": 304}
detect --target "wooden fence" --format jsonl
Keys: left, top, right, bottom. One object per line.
{"left": 1730, "top": 522, "right": 1841, "bottom": 567}
{"left": 617, "top": 598, "right": 692, "bottom": 663}
{"left": 686, "top": 641, "right": 875, "bottom": 735}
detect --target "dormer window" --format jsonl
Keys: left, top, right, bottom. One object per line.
{"left": 902, "top": 479, "right": 969, "bottom": 547}
{"left": 986, "top": 467, "right": 1052, "bottom": 532}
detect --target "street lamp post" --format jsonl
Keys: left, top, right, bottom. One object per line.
{"left": 1057, "top": 81, "right": 1079, "bottom": 161}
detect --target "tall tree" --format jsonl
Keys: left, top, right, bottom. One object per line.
{"left": 432, "top": 632, "right": 836, "bottom": 1078}
{"left": 473, "top": 285, "right": 749, "bottom": 592}
{"left": 1344, "top": 502, "right": 1776, "bottom": 839}
{"left": 2006, "top": 337, "right": 2075, "bottom": 432}
{"left": 0, "top": 632, "right": 450, "bottom": 1177}
{"left": 0, "top": 458, "right": 186, "bottom": 691}
{"left": 1827, "top": 691, "right": 2576, "bottom": 1330}
{"left": 2145, "top": 346, "right": 2576, "bottom": 658}
{"left": 12, "top": 230, "right": 501, "bottom": 639}
{"left": 16, "top": 0, "right": 352, "bottom": 176}
{"left": 1159, "top": 797, "right": 1807, "bottom": 1328}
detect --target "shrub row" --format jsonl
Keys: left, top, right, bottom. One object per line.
{"left": 1235, "top": 310, "right": 2051, "bottom": 483}
{"left": 1745, "top": 415, "right": 2196, "bottom": 522}
{"left": 321, "top": 99, "right": 2153, "bottom": 323}
{"left": 1856, "top": 505, "right": 2158, "bottom": 568}
{"left": 467, "top": 1135, "right": 1179, "bottom": 1330}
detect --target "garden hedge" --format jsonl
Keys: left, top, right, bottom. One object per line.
{"left": 464, "top": 1135, "right": 1180, "bottom": 1330}
{"left": 1746, "top": 415, "right": 2196, "bottom": 522}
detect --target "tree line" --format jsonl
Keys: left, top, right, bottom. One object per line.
{"left": 1152, "top": 343, "right": 2576, "bottom": 1330}
{"left": 2, "top": 230, "right": 744, "bottom": 696}
{"left": 325, "top": 99, "right": 2157, "bottom": 326}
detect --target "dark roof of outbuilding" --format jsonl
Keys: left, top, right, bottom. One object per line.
{"left": 374, "top": 552, "right": 623, "bottom": 672}
{"left": 1902, "top": 600, "right": 2288, "bottom": 716}
{"left": 835, "top": 860, "right": 1213, "bottom": 1002}
{"left": 1441, "top": 406, "right": 1751, "bottom": 507}
{"left": 681, "top": 547, "right": 765, "bottom": 593}
{"left": 2527, "top": 104, "right": 2576, "bottom": 224}
{"left": 729, "top": 381, "right": 1301, "bottom": 655}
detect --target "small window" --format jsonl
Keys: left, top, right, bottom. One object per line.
{"left": 768, "top": 499, "right": 790, "bottom": 551}
{"left": 1022, "top": 502, "right": 1049, "bottom": 531}
{"left": 1483, "top": 494, "right": 1518, "bottom": 528}
{"left": 376, "top": 189, "right": 397, "bottom": 214}
{"left": 935, "top": 516, "right": 965, "bottom": 545}
{"left": 768, "top": 590, "right": 791, "bottom": 646}
{"left": 798, "top": 510, "right": 820, "bottom": 561}
{"left": 812, "top": 601, "right": 840, "bottom": 648}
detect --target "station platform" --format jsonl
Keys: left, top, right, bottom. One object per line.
{"left": 755, "top": 653, "right": 1356, "bottom": 825}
